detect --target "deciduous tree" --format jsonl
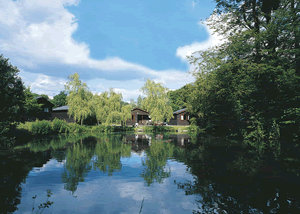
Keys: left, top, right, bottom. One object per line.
{"left": 140, "top": 79, "right": 173, "bottom": 123}
{"left": 65, "top": 72, "right": 93, "bottom": 125}
{"left": 0, "top": 55, "right": 25, "bottom": 135}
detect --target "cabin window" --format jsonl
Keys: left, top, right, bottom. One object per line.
{"left": 184, "top": 115, "right": 186, "bottom": 120}
{"left": 44, "top": 108, "right": 49, "bottom": 112}
{"left": 188, "top": 115, "right": 190, "bottom": 120}
{"left": 181, "top": 115, "right": 184, "bottom": 120}
{"left": 132, "top": 115, "right": 134, "bottom": 120}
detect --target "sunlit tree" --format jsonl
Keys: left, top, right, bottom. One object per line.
{"left": 65, "top": 72, "right": 93, "bottom": 125}
{"left": 140, "top": 79, "right": 173, "bottom": 123}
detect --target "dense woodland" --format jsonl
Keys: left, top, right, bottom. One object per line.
{"left": 1, "top": 0, "right": 300, "bottom": 146}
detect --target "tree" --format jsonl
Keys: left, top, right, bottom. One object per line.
{"left": 167, "top": 83, "right": 195, "bottom": 112}
{"left": 52, "top": 91, "right": 67, "bottom": 107}
{"left": 188, "top": 0, "right": 300, "bottom": 138}
{"left": 105, "top": 89, "right": 131, "bottom": 125}
{"left": 129, "top": 98, "right": 137, "bottom": 108}
{"left": 0, "top": 55, "right": 25, "bottom": 135}
{"left": 91, "top": 92, "right": 109, "bottom": 125}
{"left": 137, "top": 95, "right": 143, "bottom": 108}
{"left": 92, "top": 89, "right": 131, "bottom": 125}
{"left": 23, "top": 86, "right": 42, "bottom": 117}
{"left": 65, "top": 72, "right": 93, "bottom": 125}
{"left": 140, "top": 79, "right": 173, "bottom": 122}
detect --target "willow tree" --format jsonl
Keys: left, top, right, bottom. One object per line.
{"left": 93, "top": 88, "right": 131, "bottom": 125}
{"left": 92, "top": 91, "right": 109, "bottom": 125}
{"left": 65, "top": 72, "right": 93, "bottom": 125}
{"left": 140, "top": 79, "right": 173, "bottom": 123}
{"left": 105, "top": 88, "right": 132, "bottom": 125}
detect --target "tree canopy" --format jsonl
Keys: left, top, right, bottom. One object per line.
{"left": 140, "top": 79, "right": 173, "bottom": 122}
{"left": 188, "top": 0, "right": 300, "bottom": 139}
{"left": 0, "top": 55, "right": 25, "bottom": 135}
{"left": 52, "top": 91, "right": 67, "bottom": 108}
{"left": 65, "top": 72, "right": 93, "bottom": 125}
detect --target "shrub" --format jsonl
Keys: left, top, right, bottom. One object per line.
{"left": 31, "top": 120, "right": 52, "bottom": 135}
{"left": 52, "top": 118, "right": 68, "bottom": 134}
{"left": 187, "top": 125, "right": 201, "bottom": 133}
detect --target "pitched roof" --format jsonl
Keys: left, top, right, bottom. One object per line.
{"left": 53, "top": 105, "right": 69, "bottom": 111}
{"left": 131, "top": 107, "right": 149, "bottom": 113}
{"left": 173, "top": 108, "right": 187, "bottom": 114}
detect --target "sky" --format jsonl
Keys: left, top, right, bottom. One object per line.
{"left": 0, "top": 0, "right": 222, "bottom": 102}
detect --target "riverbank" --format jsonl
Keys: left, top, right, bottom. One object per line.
{"left": 16, "top": 119, "right": 203, "bottom": 136}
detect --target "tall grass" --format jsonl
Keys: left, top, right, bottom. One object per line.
{"left": 17, "top": 119, "right": 91, "bottom": 136}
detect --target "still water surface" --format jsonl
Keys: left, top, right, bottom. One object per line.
{"left": 2, "top": 132, "right": 300, "bottom": 213}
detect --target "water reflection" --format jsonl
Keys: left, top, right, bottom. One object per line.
{"left": 173, "top": 137, "right": 300, "bottom": 213}
{"left": 2, "top": 132, "right": 300, "bottom": 213}
{"left": 92, "top": 135, "right": 131, "bottom": 175}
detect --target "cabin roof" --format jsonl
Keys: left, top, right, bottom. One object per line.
{"left": 53, "top": 105, "right": 69, "bottom": 111}
{"left": 131, "top": 107, "right": 149, "bottom": 113}
{"left": 173, "top": 108, "right": 187, "bottom": 114}
{"left": 34, "top": 96, "right": 54, "bottom": 107}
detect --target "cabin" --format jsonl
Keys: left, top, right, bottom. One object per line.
{"left": 126, "top": 107, "right": 151, "bottom": 126}
{"left": 168, "top": 108, "right": 190, "bottom": 126}
{"left": 52, "top": 105, "right": 75, "bottom": 123}
{"left": 29, "top": 96, "right": 54, "bottom": 120}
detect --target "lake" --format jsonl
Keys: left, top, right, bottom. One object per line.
{"left": 1, "top": 132, "right": 300, "bottom": 213}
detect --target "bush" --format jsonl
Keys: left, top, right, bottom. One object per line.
{"left": 187, "top": 125, "right": 201, "bottom": 133}
{"left": 31, "top": 120, "right": 52, "bottom": 135}
{"left": 52, "top": 118, "right": 68, "bottom": 134}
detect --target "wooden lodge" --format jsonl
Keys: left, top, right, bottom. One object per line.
{"left": 126, "top": 107, "right": 151, "bottom": 126}
{"left": 25, "top": 96, "right": 54, "bottom": 121}
{"left": 168, "top": 108, "right": 190, "bottom": 126}
{"left": 52, "top": 105, "right": 75, "bottom": 123}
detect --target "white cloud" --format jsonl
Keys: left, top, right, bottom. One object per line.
{"left": 1, "top": 0, "right": 198, "bottom": 98}
{"left": 176, "top": 21, "right": 224, "bottom": 62}
{"left": 117, "top": 182, "right": 152, "bottom": 201}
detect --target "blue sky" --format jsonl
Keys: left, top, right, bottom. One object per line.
{"left": 0, "top": 0, "right": 221, "bottom": 101}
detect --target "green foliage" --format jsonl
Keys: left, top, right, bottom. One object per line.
{"left": 140, "top": 79, "right": 173, "bottom": 122}
{"left": 141, "top": 140, "right": 174, "bottom": 186}
{"left": 31, "top": 120, "right": 52, "bottom": 135}
{"left": 52, "top": 118, "right": 68, "bottom": 133}
{"left": 167, "top": 83, "right": 195, "bottom": 112}
{"left": 52, "top": 91, "right": 67, "bottom": 107}
{"left": 65, "top": 72, "right": 93, "bottom": 125}
{"left": 92, "top": 88, "right": 131, "bottom": 125}
{"left": 23, "top": 86, "right": 43, "bottom": 117}
{"left": 137, "top": 95, "right": 143, "bottom": 108}
{"left": 188, "top": 0, "right": 300, "bottom": 140}
{"left": 0, "top": 55, "right": 25, "bottom": 135}
{"left": 18, "top": 119, "right": 91, "bottom": 135}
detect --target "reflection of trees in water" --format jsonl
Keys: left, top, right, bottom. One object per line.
{"left": 61, "top": 134, "right": 132, "bottom": 193}
{"left": 61, "top": 142, "right": 94, "bottom": 193}
{"left": 173, "top": 138, "right": 300, "bottom": 213}
{"left": 0, "top": 151, "right": 51, "bottom": 214}
{"left": 140, "top": 140, "right": 174, "bottom": 186}
{"left": 92, "top": 135, "right": 131, "bottom": 176}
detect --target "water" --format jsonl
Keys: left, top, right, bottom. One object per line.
{"left": 1, "top": 132, "right": 300, "bottom": 213}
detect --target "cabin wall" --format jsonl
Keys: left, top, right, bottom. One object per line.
{"left": 126, "top": 109, "right": 150, "bottom": 126}
{"left": 52, "top": 110, "right": 75, "bottom": 123}
{"left": 168, "top": 112, "right": 190, "bottom": 125}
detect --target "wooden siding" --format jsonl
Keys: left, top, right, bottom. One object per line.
{"left": 52, "top": 110, "right": 75, "bottom": 123}
{"left": 169, "top": 111, "right": 190, "bottom": 126}
{"left": 126, "top": 108, "right": 150, "bottom": 126}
